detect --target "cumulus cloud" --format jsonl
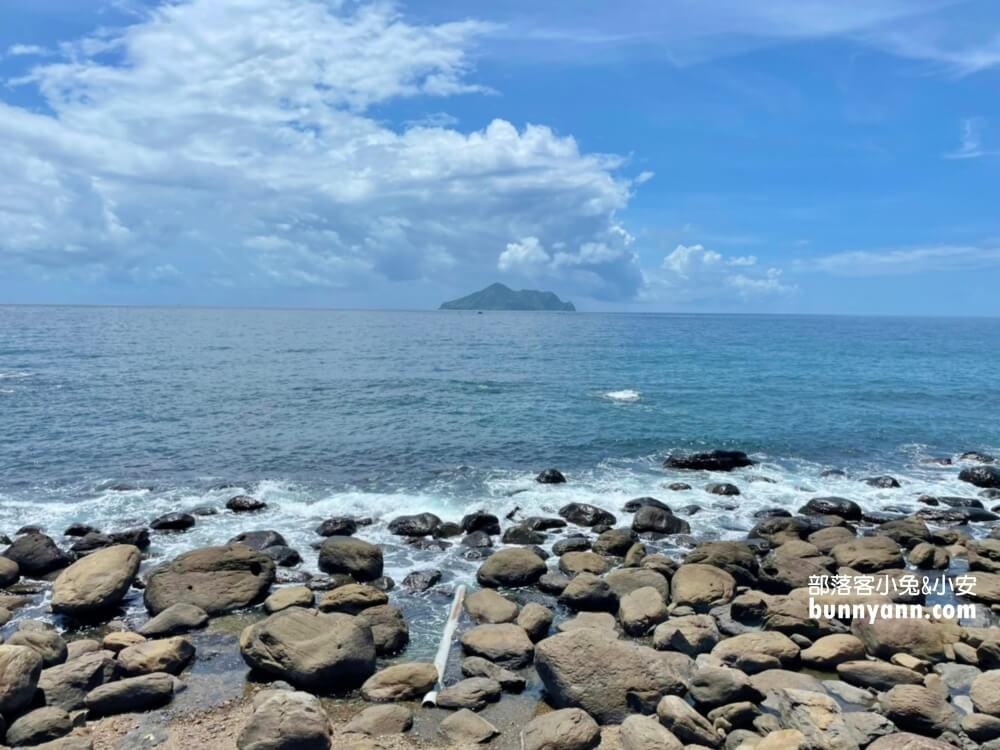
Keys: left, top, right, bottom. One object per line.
{"left": 645, "top": 243, "right": 795, "bottom": 302}
{"left": 0, "top": 0, "right": 642, "bottom": 299}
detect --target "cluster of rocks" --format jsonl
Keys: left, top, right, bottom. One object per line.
{"left": 4, "top": 450, "right": 1000, "bottom": 750}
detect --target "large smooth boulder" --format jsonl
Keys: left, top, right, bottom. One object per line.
{"left": 465, "top": 589, "right": 519, "bottom": 623}
{"left": 961, "top": 466, "right": 1000, "bottom": 489}
{"left": 84, "top": 672, "right": 175, "bottom": 716}
{"left": 534, "top": 628, "right": 688, "bottom": 724}
{"left": 632, "top": 507, "right": 689, "bottom": 535}
{"left": 476, "top": 548, "right": 545, "bottom": 588}
{"left": 7, "top": 629, "right": 67, "bottom": 667}
{"left": 559, "top": 503, "right": 615, "bottom": 528}
{"left": 663, "top": 450, "right": 753, "bottom": 471}
{"left": 879, "top": 685, "right": 957, "bottom": 735}
{"left": 800, "top": 497, "right": 862, "bottom": 520}
{"left": 237, "top": 690, "right": 331, "bottom": 750}
{"left": 670, "top": 564, "right": 736, "bottom": 609}
{"left": 5, "top": 707, "right": 73, "bottom": 747}
{"left": 438, "top": 709, "right": 499, "bottom": 744}
{"left": 51, "top": 545, "right": 140, "bottom": 616}
{"left": 619, "top": 714, "right": 683, "bottom": 750}
{"left": 521, "top": 708, "right": 600, "bottom": 750}
{"left": 361, "top": 662, "right": 438, "bottom": 702}
{"left": 460, "top": 624, "right": 534, "bottom": 668}
{"left": 971, "top": 671, "right": 1000, "bottom": 716}
{"left": 800, "top": 634, "right": 865, "bottom": 668}
{"left": 118, "top": 637, "right": 195, "bottom": 676}
{"left": 143, "top": 544, "right": 276, "bottom": 615}
{"left": 831, "top": 537, "right": 904, "bottom": 572}
{"left": 317, "top": 584, "right": 387, "bottom": 614}
{"left": 317, "top": 537, "right": 383, "bottom": 582}
{"left": 388, "top": 513, "right": 441, "bottom": 537}
{"left": 851, "top": 618, "right": 961, "bottom": 663}
{"left": 139, "top": 603, "right": 210, "bottom": 636}
{"left": 712, "top": 632, "right": 799, "bottom": 667}
{"left": 653, "top": 615, "right": 720, "bottom": 656}
{"left": 0, "top": 644, "right": 44, "bottom": 715}
{"left": 240, "top": 608, "right": 376, "bottom": 690}
{"left": 619, "top": 587, "right": 668, "bottom": 636}
{"left": 559, "top": 573, "right": 618, "bottom": 612}
{"left": 38, "top": 651, "right": 119, "bottom": 710}
{"left": 868, "top": 734, "right": 955, "bottom": 750}
{"left": 0, "top": 556, "right": 19, "bottom": 587}
{"left": 605, "top": 568, "right": 670, "bottom": 599}
{"left": 3, "top": 533, "right": 71, "bottom": 576}
{"left": 437, "top": 677, "right": 502, "bottom": 711}
{"left": 356, "top": 605, "right": 409, "bottom": 656}
{"left": 343, "top": 705, "right": 413, "bottom": 736}
{"left": 837, "top": 660, "right": 923, "bottom": 691}
{"left": 655, "top": 695, "right": 721, "bottom": 747}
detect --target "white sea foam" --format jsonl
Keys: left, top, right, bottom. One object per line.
{"left": 0, "top": 371, "right": 31, "bottom": 380}
{"left": 604, "top": 389, "right": 641, "bottom": 402}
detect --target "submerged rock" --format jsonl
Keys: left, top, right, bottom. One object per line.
{"left": 664, "top": 450, "right": 754, "bottom": 472}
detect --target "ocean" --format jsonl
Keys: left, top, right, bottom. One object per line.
{"left": 2, "top": 306, "right": 999, "bottom": 643}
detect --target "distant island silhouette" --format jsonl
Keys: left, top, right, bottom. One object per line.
{"left": 439, "top": 282, "right": 576, "bottom": 311}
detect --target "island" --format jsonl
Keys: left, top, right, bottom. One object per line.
{"left": 439, "top": 282, "right": 576, "bottom": 311}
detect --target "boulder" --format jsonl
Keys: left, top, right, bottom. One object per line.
{"left": 800, "top": 496, "right": 862, "bottom": 520}
{"left": 867, "top": 734, "right": 959, "bottom": 750}
{"left": 0, "top": 644, "right": 44, "bottom": 715}
{"left": 663, "top": 450, "right": 754, "bottom": 472}
{"left": 684, "top": 542, "right": 758, "bottom": 586}
{"left": 229, "top": 530, "right": 286, "bottom": 550}
{"left": 864, "top": 475, "right": 900, "bottom": 488}
{"left": 138, "top": 602, "right": 209, "bottom": 636}
{"left": 799, "top": 634, "right": 865, "bottom": 668}
{"left": 605, "top": 568, "right": 670, "bottom": 599}
{"left": 0, "top": 556, "right": 19, "bottom": 587}
{"left": 388, "top": 513, "right": 441, "bottom": 537}
{"left": 521, "top": 708, "right": 600, "bottom": 750}
{"left": 712, "top": 632, "right": 799, "bottom": 667}
{"left": 461, "top": 656, "right": 525, "bottom": 692}
{"left": 517, "top": 602, "right": 554, "bottom": 641}
{"left": 619, "top": 715, "right": 683, "bottom": 750}
{"left": 237, "top": 690, "right": 331, "bottom": 750}
{"left": 461, "top": 512, "right": 501, "bottom": 536}
{"left": 84, "top": 672, "right": 175, "bottom": 716}
{"left": 502, "top": 525, "right": 546, "bottom": 545}
{"left": 655, "top": 695, "right": 721, "bottom": 747}
{"left": 343, "top": 704, "right": 413, "bottom": 736}
{"left": 3, "top": 533, "right": 71, "bottom": 576}
{"left": 773, "top": 688, "right": 859, "bottom": 750}
{"left": 437, "top": 677, "right": 502, "bottom": 711}
{"left": 144, "top": 544, "right": 276, "bottom": 615}
{"left": 465, "top": 589, "right": 519, "bottom": 623}
{"left": 688, "top": 665, "right": 760, "bottom": 709}
{"left": 557, "top": 612, "right": 619, "bottom": 635}
{"left": 315, "top": 517, "right": 358, "bottom": 537}
{"left": 476, "top": 548, "right": 546, "bottom": 588}
{"left": 971, "top": 670, "right": 1000, "bottom": 716}
{"left": 705, "top": 482, "right": 740, "bottom": 496}
{"left": 559, "top": 503, "right": 615, "bottom": 528}
{"left": 534, "top": 628, "right": 688, "bottom": 724}
{"left": 961, "top": 466, "right": 1000, "bottom": 489}
{"left": 851, "top": 618, "right": 961, "bottom": 663}
{"left": 537, "top": 469, "right": 567, "bottom": 484}
{"left": 559, "top": 551, "right": 609, "bottom": 576}
{"left": 961, "top": 713, "right": 1000, "bottom": 743}
{"left": 460, "top": 623, "right": 534, "bottom": 668}
{"left": 118, "top": 637, "right": 195, "bottom": 676}
{"left": 317, "top": 537, "right": 383, "bottom": 582}
{"left": 438, "top": 709, "right": 499, "bottom": 744}
{"left": 879, "top": 684, "right": 957, "bottom": 735}
{"left": 264, "top": 586, "right": 314, "bottom": 613}
{"left": 239, "top": 608, "right": 376, "bottom": 690}
{"left": 837, "top": 660, "right": 923, "bottom": 691}
{"left": 50, "top": 545, "right": 140, "bottom": 616}
{"left": 402, "top": 569, "right": 442, "bottom": 591}
{"left": 559, "top": 573, "right": 618, "bottom": 612}
{"left": 670, "top": 564, "right": 736, "bottom": 610}
{"left": 5, "top": 707, "right": 72, "bottom": 747}
{"left": 37, "top": 651, "right": 118, "bottom": 711}
{"left": 592, "top": 528, "right": 638, "bottom": 556}
{"left": 632, "top": 507, "right": 690, "bottom": 535}
{"left": 101, "top": 632, "right": 145, "bottom": 654}
{"left": 317, "top": 583, "right": 387, "bottom": 614}
{"left": 226, "top": 495, "right": 267, "bottom": 512}
{"left": 831, "top": 537, "right": 904, "bottom": 572}
{"left": 360, "top": 662, "right": 438, "bottom": 702}
{"left": 652, "top": 615, "right": 720, "bottom": 656}
{"left": 356, "top": 605, "right": 409, "bottom": 656}
{"left": 150, "top": 512, "right": 195, "bottom": 531}
{"left": 807, "top": 526, "right": 857, "bottom": 554}
{"left": 618, "top": 586, "right": 668, "bottom": 636}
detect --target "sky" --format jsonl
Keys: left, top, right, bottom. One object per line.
{"left": 0, "top": 0, "right": 998, "bottom": 315}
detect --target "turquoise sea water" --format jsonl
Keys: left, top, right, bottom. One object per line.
{"left": 1, "top": 306, "right": 999, "bottom": 601}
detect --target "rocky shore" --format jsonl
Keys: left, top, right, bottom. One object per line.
{"left": 3, "top": 449, "right": 1000, "bottom": 749}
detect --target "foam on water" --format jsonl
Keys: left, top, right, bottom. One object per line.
{"left": 603, "top": 389, "right": 641, "bottom": 402}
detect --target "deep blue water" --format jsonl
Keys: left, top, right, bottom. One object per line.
{"left": 1, "top": 306, "right": 999, "bottom": 589}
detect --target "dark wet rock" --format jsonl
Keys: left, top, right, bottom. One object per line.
{"left": 537, "top": 468, "right": 567, "bottom": 484}
{"left": 684, "top": 541, "right": 758, "bottom": 586}
{"left": 372, "top": 575, "right": 395, "bottom": 592}
{"left": 433, "top": 522, "right": 462, "bottom": 539}
{"left": 63, "top": 524, "right": 99, "bottom": 538}
{"left": 592, "top": 528, "right": 639, "bottom": 556}
{"left": 522, "top": 516, "right": 568, "bottom": 531}
{"left": 461, "top": 511, "right": 501, "bottom": 535}
{"left": 356, "top": 604, "right": 409, "bottom": 656}
{"left": 632, "top": 506, "right": 690, "bottom": 535}
{"left": 144, "top": 543, "right": 276, "bottom": 615}
{"left": 863, "top": 475, "right": 901, "bottom": 488}
{"left": 460, "top": 531, "right": 493, "bottom": 550}
{"left": 238, "top": 689, "right": 332, "bottom": 750}
{"left": 306, "top": 573, "right": 353, "bottom": 591}
{"left": 388, "top": 513, "right": 441, "bottom": 537}
{"left": 623, "top": 497, "right": 670, "bottom": 513}
{"left": 917, "top": 506, "right": 999, "bottom": 523}
{"left": 230, "top": 530, "right": 287, "bottom": 550}
{"left": 983, "top": 488, "right": 1000, "bottom": 499}
{"left": 831, "top": 536, "right": 904, "bottom": 572}
{"left": 3, "top": 533, "right": 72, "bottom": 576}
{"left": 406, "top": 537, "right": 450, "bottom": 551}
{"left": 402, "top": 569, "right": 441, "bottom": 592}
{"left": 226, "top": 495, "right": 267, "bottom": 512}
{"left": 190, "top": 504, "right": 218, "bottom": 516}
{"left": 918, "top": 495, "right": 940, "bottom": 506}
{"left": 879, "top": 516, "right": 931, "bottom": 548}
{"left": 553, "top": 536, "right": 591, "bottom": 555}
{"left": 150, "top": 512, "right": 195, "bottom": 531}
{"left": 315, "top": 517, "right": 358, "bottom": 537}
{"left": 109, "top": 527, "right": 150, "bottom": 549}
{"left": 318, "top": 537, "right": 383, "bottom": 582}
{"left": 51, "top": 544, "right": 141, "bottom": 616}
{"left": 502, "top": 525, "right": 547, "bottom": 545}
{"left": 963, "top": 451, "right": 996, "bottom": 463}
{"left": 705, "top": 482, "right": 740, "bottom": 496}
{"left": 535, "top": 627, "right": 689, "bottom": 724}
{"left": 664, "top": 450, "right": 754, "bottom": 472}
{"left": 666, "top": 482, "right": 691, "bottom": 491}
{"left": 938, "top": 495, "right": 984, "bottom": 508}
{"left": 559, "top": 503, "right": 615, "bottom": 528}
{"left": 68, "top": 532, "right": 113, "bottom": 554}
{"left": 800, "top": 496, "right": 862, "bottom": 520}
{"left": 748, "top": 515, "right": 810, "bottom": 544}
{"left": 5, "top": 706, "right": 73, "bottom": 746}
{"left": 676, "top": 504, "right": 701, "bottom": 515}
{"left": 477, "top": 548, "right": 546, "bottom": 588}
{"left": 821, "top": 468, "right": 847, "bottom": 478}
{"left": 755, "top": 508, "right": 791, "bottom": 519}
{"left": 262, "top": 545, "right": 301, "bottom": 567}
{"left": 241, "top": 608, "right": 376, "bottom": 689}
{"left": 38, "top": 651, "right": 119, "bottom": 711}
{"left": 85, "top": 672, "right": 175, "bottom": 716}
{"left": 961, "top": 466, "right": 1000, "bottom": 489}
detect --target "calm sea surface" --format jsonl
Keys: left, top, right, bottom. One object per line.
{"left": 2, "top": 306, "right": 999, "bottom": 639}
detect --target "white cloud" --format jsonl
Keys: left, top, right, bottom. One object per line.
{"left": 0, "top": 0, "right": 644, "bottom": 299}
{"left": 946, "top": 117, "right": 999, "bottom": 159}
{"left": 803, "top": 244, "right": 1000, "bottom": 276}
{"left": 498, "top": 237, "right": 550, "bottom": 271}
{"left": 646, "top": 244, "right": 795, "bottom": 302}
{"left": 5, "top": 44, "right": 49, "bottom": 57}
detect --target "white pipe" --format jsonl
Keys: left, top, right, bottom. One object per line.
{"left": 422, "top": 583, "right": 467, "bottom": 707}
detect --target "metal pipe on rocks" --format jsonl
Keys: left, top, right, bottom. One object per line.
{"left": 422, "top": 583, "right": 467, "bottom": 707}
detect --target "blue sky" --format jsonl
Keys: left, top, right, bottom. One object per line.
{"left": 1, "top": 0, "right": 998, "bottom": 314}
